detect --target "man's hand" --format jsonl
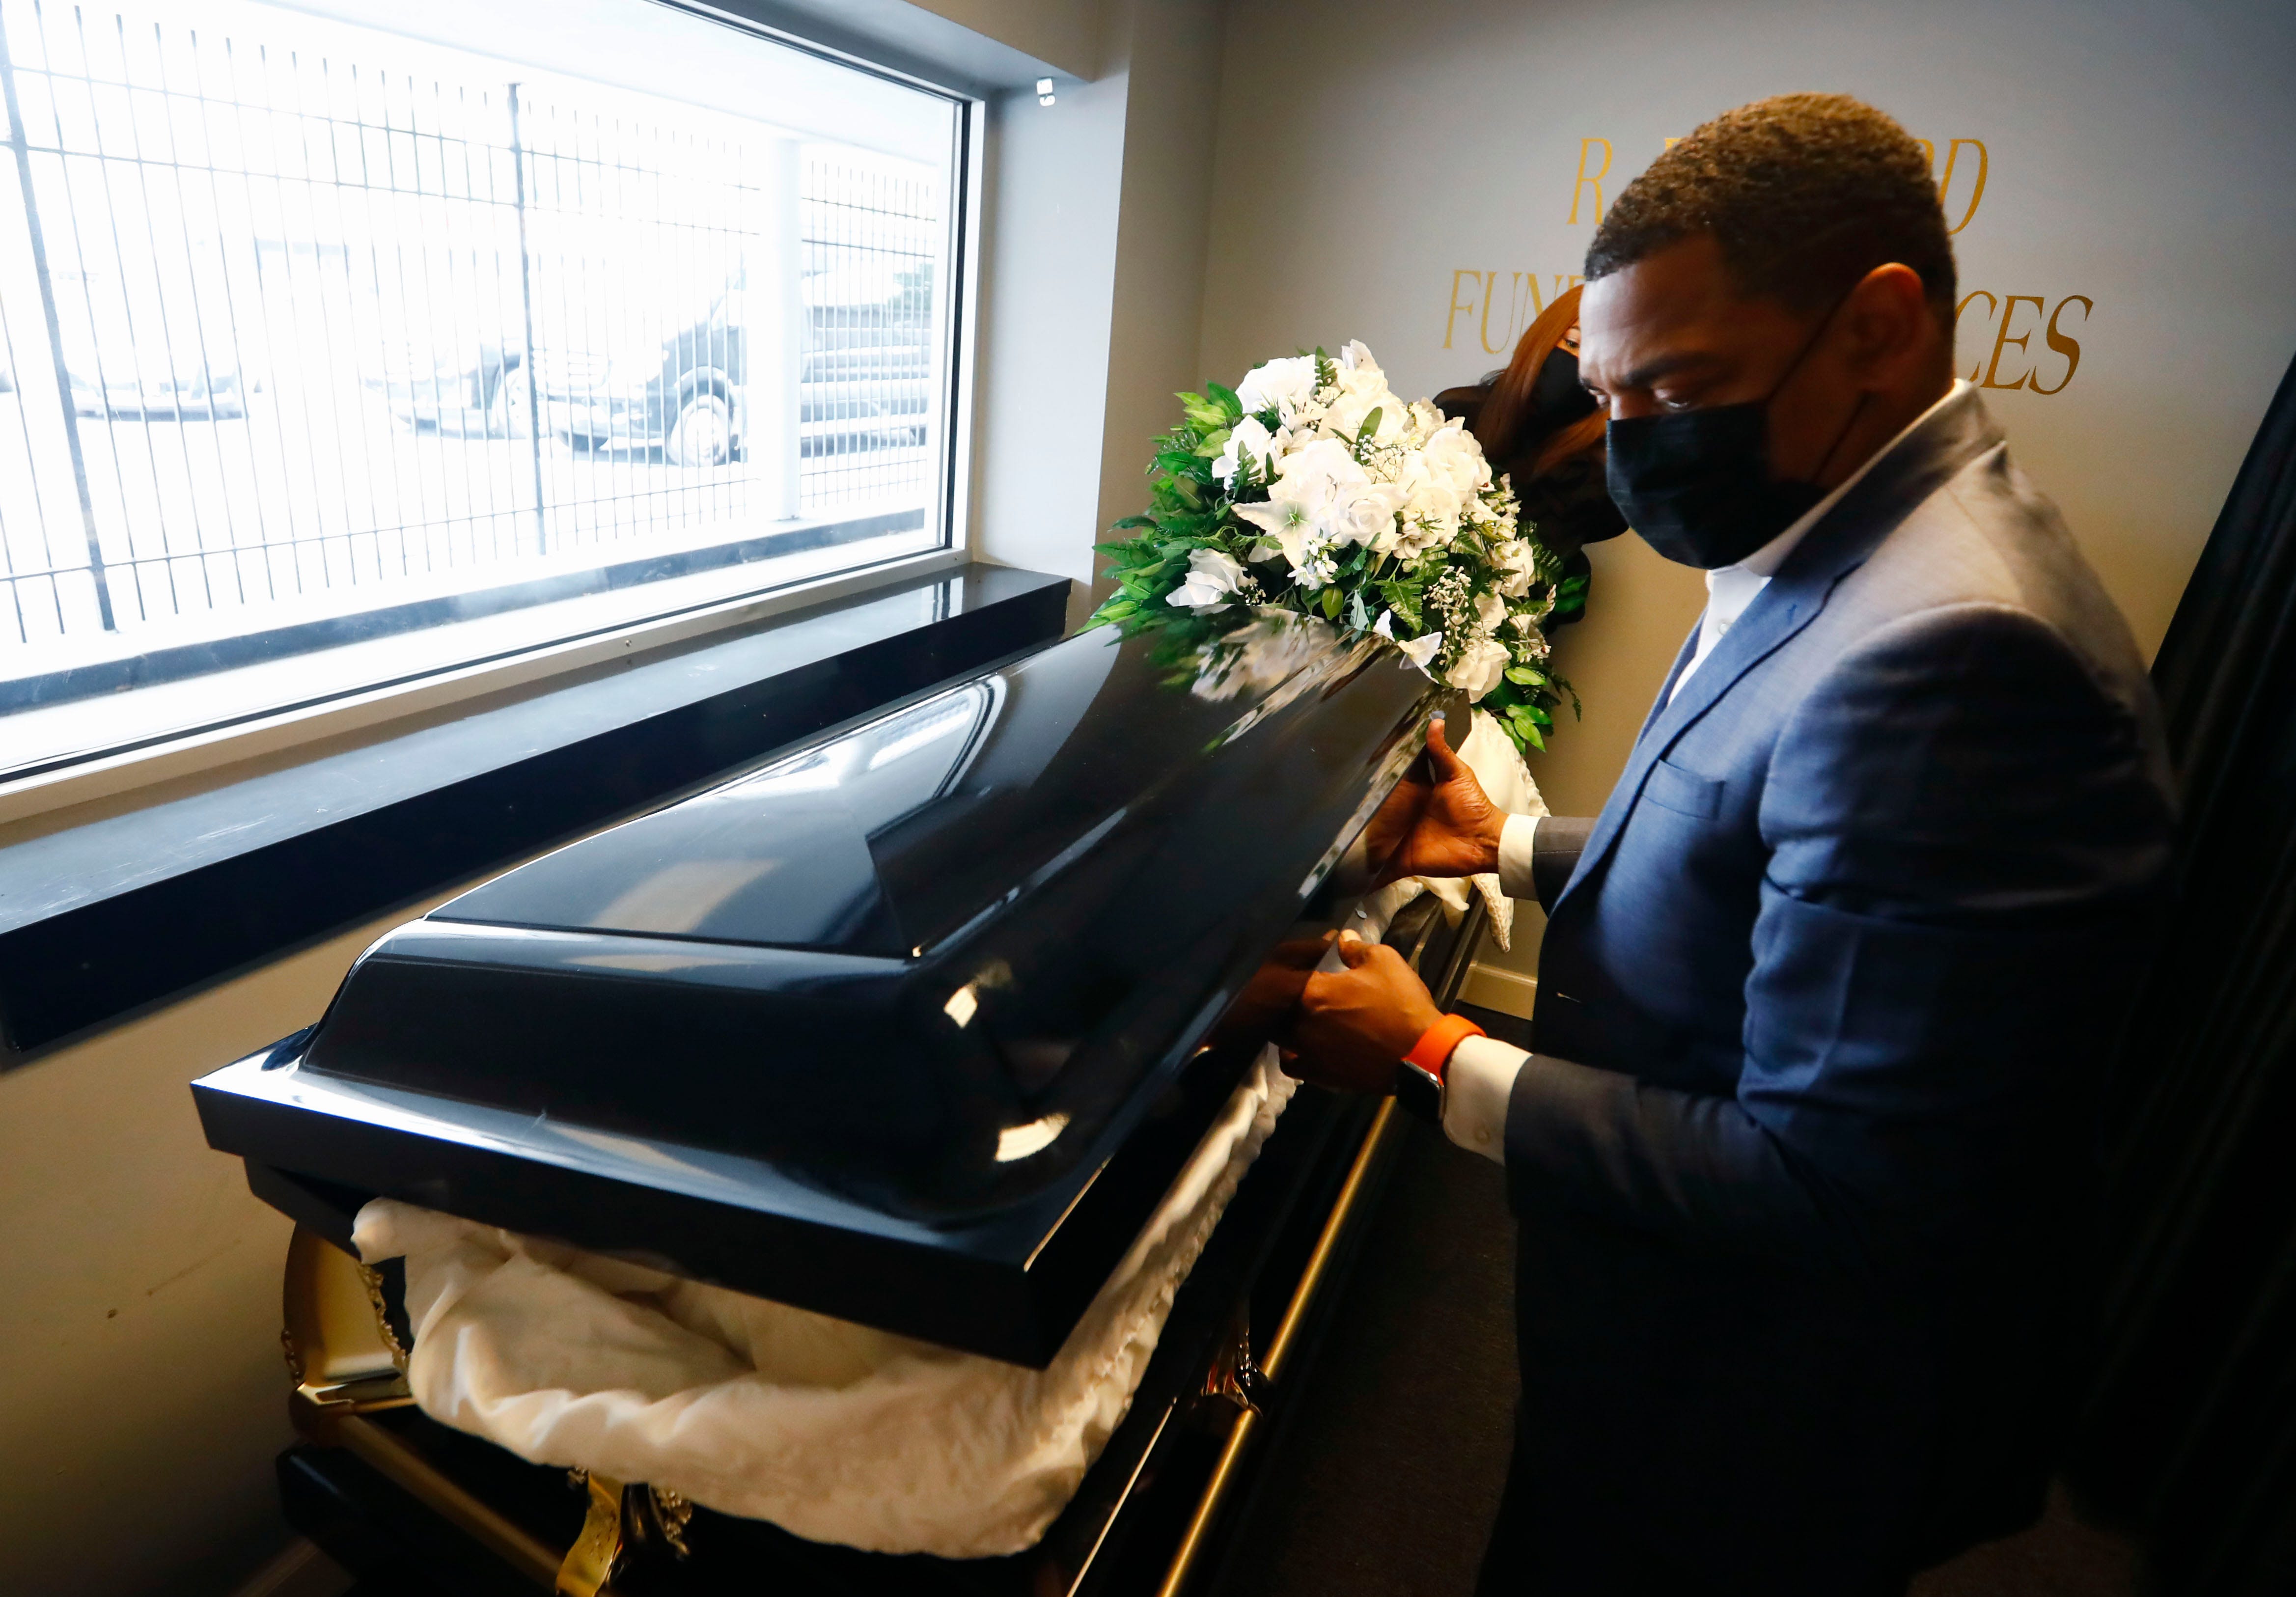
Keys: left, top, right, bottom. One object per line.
{"left": 1209, "top": 935, "right": 1334, "bottom": 1051}
{"left": 1280, "top": 932, "right": 1444, "bottom": 1094}
{"left": 1378, "top": 717, "right": 1507, "bottom": 883}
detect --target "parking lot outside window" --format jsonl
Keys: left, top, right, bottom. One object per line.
{"left": 0, "top": 0, "right": 967, "bottom": 778}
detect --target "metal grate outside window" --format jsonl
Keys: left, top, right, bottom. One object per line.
{"left": 0, "top": 0, "right": 960, "bottom": 686}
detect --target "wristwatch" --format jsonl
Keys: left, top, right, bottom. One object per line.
{"left": 1393, "top": 1013, "right": 1485, "bottom": 1126}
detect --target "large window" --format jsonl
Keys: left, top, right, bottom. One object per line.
{"left": 0, "top": 0, "right": 967, "bottom": 777}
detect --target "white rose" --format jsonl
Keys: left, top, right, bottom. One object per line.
{"left": 1235, "top": 356, "right": 1319, "bottom": 419}
{"left": 1488, "top": 536, "right": 1538, "bottom": 598}
{"left": 1445, "top": 635, "right": 1512, "bottom": 700}
{"left": 1332, "top": 478, "right": 1406, "bottom": 547}
{"left": 1474, "top": 591, "right": 1509, "bottom": 633}
{"left": 1323, "top": 384, "right": 1407, "bottom": 444}
{"left": 1212, "top": 415, "right": 1278, "bottom": 487}
{"left": 1421, "top": 424, "right": 1493, "bottom": 494}
{"left": 1166, "top": 547, "right": 1248, "bottom": 612}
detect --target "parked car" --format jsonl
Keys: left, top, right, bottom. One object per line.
{"left": 531, "top": 283, "right": 750, "bottom": 467}
{"left": 55, "top": 270, "right": 245, "bottom": 420}
{"left": 368, "top": 340, "right": 529, "bottom": 439}
{"left": 799, "top": 385, "right": 930, "bottom": 456}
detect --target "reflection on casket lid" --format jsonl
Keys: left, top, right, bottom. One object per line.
{"left": 280, "top": 617, "right": 1431, "bottom": 1225}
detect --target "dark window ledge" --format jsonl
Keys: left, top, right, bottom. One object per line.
{"left": 0, "top": 562, "right": 1070, "bottom": 1065}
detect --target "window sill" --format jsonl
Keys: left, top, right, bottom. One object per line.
{"left": 0, "top": 560, "right": 1070, "bottom": 1064}
{"left": 0, "top": 511, "right": 943, "bottom": 792}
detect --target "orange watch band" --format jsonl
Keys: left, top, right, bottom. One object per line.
{"left": 1404, "top": 1013, "right": 1486, "bottom": 1081}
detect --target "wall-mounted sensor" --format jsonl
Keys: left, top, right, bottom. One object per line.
{"left": 1037, "top": 77, "right": 1055, "bottom": 107}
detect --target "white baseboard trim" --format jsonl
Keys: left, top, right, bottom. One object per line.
{"left": 1460, "top": 963, "right": 1537, "bottom": 1019}
{"left": 229, "top": 1538, "right": 353, "bottom": 1597}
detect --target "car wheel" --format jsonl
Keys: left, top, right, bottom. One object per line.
{"left": 667, "top": 390, "right": 732, "bottom": 468}
{"left": 486, "top": 368, "right": 532, "bottom": 439}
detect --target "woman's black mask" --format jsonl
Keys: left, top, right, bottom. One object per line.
{"left": 1603, "top": 300, "right": 1865, "bottom": 570}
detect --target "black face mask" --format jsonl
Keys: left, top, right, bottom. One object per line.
{"left": 1528, "top": 346, "right": 1598, "bottom": 430}
{"left": 1517, "top": 449, "right": 1627, "bottom": 556}
{"left": 1603, "top": 303, "right": 1867, "bottom": 570}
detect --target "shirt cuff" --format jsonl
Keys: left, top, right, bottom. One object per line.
{"left": 1441, "top": 1033, "right": 1529, "bottom": 1165}
{"left": 1496, "top": 812, "right": 1540, "bottom": 902}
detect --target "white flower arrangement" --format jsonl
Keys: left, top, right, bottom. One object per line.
{"left": 1089, "top": 341, "right": 1574, "bottom": 751}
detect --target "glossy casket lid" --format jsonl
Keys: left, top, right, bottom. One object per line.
{"left": 194, "top": 614, "right": 1438, "bottom": 1362}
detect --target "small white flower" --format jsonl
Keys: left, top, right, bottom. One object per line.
{"left": 1212, "top": 415, "right": 1278, "bottom": 487}
{"left": 1373, "top": 609, "right": 1443, "bottom": 676}
{"left": 1446, "top": 635, "right": 1513, "bottom": 700}
{"left": 1166, "top": 547, "right": 1248, "bottom": 612}
{"left": 1396, "top": 629, "right": 1444, "bottom": 673}
{"left": 1235, "top": 355, "right": 1318, "bottom": 419}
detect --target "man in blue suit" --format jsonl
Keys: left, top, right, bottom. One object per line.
{"left": 1286, "top": 95, "right": 2176, "bottom": 1595}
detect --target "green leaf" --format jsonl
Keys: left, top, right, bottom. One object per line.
{"left": 1504, "top": 665, "right": 1545, "bottom": 687}
{"left": 1205, "top": 380, "right": 1244, "bottom": 422}
{"left": 1177, "top": 390, "right": 1226, "bottom": 432}
{"left": 1347, "top": 588, "right": 1372, "bottom": 632}
{"left": 1320, "top": 586, "right": 1343, "bottom": 619}
{"left": 1355, "top": 406, "right": 1382, "bottom": 444}
{"left": 1193, "top": 427, "right": 1231, "bottom": 458}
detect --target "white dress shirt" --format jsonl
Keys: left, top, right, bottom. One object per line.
{"left": 1438, "top": 382, "right": 1972, "bottom": 1165}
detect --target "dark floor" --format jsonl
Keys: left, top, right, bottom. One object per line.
{"left": 1210, "top": 1007, "right": 2145, "bottom": 1597}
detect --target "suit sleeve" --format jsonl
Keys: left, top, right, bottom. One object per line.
{"left": 1497, "top": 813, "right": 1594, "bottom": 911}
{"left": 1502, "top": 603, "right": 2174, "bottom": 1275}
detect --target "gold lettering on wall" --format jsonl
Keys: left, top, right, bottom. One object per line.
{"left": 1983, "top": 294, "right": 2048, "bottom": 389}
{"left": 1445, "top": 269, "right": 1483, "bottom": 350}
{"left": 1481, "top": 273, "right": 1515, "bottom": 354}
{"left": 1443, "top": 276, "right": 2094, "bottom": 395}
{"left": 1938, "top": 138, "right": 1989, "bottom": 234}
{"left": 1568, "top": 138, "right": 1613, "bottom": 224}
{"left": 2029, "top": 296, "right": 2092, "bottom": 396}
{"left": 1957, "top": 290, "right": 2092, "bottom": 393}
{"left": 1444, "top": 270, "right": 1584, "bottom": 353}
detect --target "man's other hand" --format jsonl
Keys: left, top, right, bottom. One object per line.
{"left": 1378, "top": 717, "right": 1507, "bottom": 883}
{"left": 1281, "top": 932, "right": 1444, "bottom": 1093}
{"left": 1210, "top": 935, "right": 1334, "bottom": 1051}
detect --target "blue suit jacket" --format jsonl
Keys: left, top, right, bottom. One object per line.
{"left": 1494, "top": 388, "right": 2177, "bottom": 1594}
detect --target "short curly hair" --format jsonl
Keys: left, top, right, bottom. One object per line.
{"left": 1585, "top": 94, "right": 1955, "bottom": 322}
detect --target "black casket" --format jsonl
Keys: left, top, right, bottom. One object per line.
{"left": 194, "top": 611, "right": 1487, "bottom": 1594}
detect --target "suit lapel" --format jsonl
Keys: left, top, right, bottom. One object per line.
{"left": 1552, "top": 388, "right": 2005, "bottom": 913}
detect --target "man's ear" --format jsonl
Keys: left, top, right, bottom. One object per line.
{"left": 1842, "top": 262, "right": 1940, "bottom": 388}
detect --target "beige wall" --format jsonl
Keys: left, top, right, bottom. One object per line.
{"left": 908, "top": 0, "right": 1104, "bottom": 78}
{"left": 971, "top": 0, "right": 1227, "bottom": 609}
{"left": 1197, "top": 0, "right": 2296, "bottom": 1010}
{"left": 0, "top": 881, "right": 483, "bottom": 1596}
